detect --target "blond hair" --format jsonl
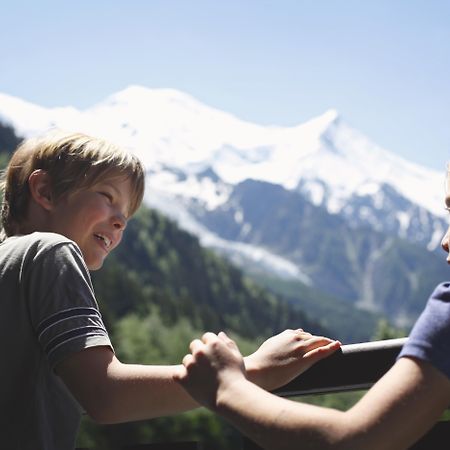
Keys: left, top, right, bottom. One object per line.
{"left": 0, "top": 131, "right": 145, "bottom": 239}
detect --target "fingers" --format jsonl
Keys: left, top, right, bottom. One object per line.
{"left": 202, "top": 331, "right": 219, "bottom": 343}
{"left": 182, "top": 353, "right": 195, "bottom": 367}
{"left": 188, "top": 333, "right": 221, "bottom": 355}
{"left": 218, "top": 331, "right": 230, "bottom": 341}
{"left": 185, "top": 332, "right": 236, "bottom": 364}
{"left": 303, "top": 340, "right": 342, "bottom": 361}
{"left": 301, "top": 335, "right": 334, "bottom": 347}
{"left": 290, "top": 330, "right": 341, "bottom": 359}
{"left": 189, "top": 338, "right": 204, "bottom": 353}
{"left": 218, "top": 331, "right": 239, "bottom": 350}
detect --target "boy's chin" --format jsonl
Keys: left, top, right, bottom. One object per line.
{"left": 87, "top": 259, "right": 105, "bottom": 271}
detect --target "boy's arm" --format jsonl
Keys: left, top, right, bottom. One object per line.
{"left": 56, "top": 329, "right": 339, "bottom": 423}
{"left": 175, "top": 333, "right": 450, "bottom": 450}
{"left": 56, "top": 346, "right": 196, "bottom": 423}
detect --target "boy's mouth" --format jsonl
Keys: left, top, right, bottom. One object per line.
{"left": 94, "top": 233, "right": 112, "bottom": 249}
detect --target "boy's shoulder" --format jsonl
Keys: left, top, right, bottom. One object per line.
{"left": 1, "top": 232, "right": 79, "bottom": 256}
{"left": 4, "top": 231, "right": 72, "bottom": 245}
{"left": 1, "top": 232, "right": 88, "bottom": 275}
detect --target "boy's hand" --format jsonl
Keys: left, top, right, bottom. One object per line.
{"left": 244, "top": 329, "right": 341, "bottom": 391}
{"left": 174, "top": 332, "right": 246, "bottom": 409}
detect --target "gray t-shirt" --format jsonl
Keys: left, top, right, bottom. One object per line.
{"left": 0, "top": 232, "right": 113, "bottom": 450}
{"left": 399, "top": 282, "right": 450, "bottom": 379}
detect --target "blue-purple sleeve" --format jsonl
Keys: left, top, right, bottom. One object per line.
{"left": 398, "top": 282, "right": 450, "bottom": 379}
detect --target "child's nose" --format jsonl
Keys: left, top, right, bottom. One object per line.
{"left": 441, "top": 235, "right": 449, "bottom": 253}
{"left": 441, "top": 231, "right": 450, "bottom": 264}
{"left": 112, "top": 213, "right": 127, "bottom": 230}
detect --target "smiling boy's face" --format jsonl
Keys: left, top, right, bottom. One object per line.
{"left": 441, "top": 171, "right": 450, "bottom": 264}
{"left": 48, "top": 176, "right": 132, "bottom": 270}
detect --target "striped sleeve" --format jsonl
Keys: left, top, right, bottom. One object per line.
{"left": 25, "top": 237, "right": 113, "bottom": 368}
{"left": 36, "top": 306, "right": 111, "bottom": 367}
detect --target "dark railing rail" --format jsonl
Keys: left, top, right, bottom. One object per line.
{"left": 77, "top": 442, "right": 202, "bottom": 450}
{"left": 121, "top": 443, "right": 202, "bottom": 450}
{"left": 275, "top": 337, "right": 408, "bottom": 396}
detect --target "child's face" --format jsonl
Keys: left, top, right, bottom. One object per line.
{"left": 441, "top": 171, "right": 450, "bottom": 264}
{"left": 48, "top": 176, "right": 132, "bottom": 270}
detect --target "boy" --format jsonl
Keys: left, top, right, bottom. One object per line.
{"left": 0, "top": 131, "right": 341, "bottom": 450}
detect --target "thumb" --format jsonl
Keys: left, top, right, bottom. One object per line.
{"left": 173, "top": 361, "right": 189, "bottom": 383}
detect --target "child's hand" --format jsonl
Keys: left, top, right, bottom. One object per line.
{"left": 174, "top": 332, "right": 247, "bottom": 409}
{"left": 244, "top": 329, "right": 341, "bottom": 391}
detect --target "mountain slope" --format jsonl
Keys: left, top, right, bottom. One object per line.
{"left": 0, "top": 87, "right": 447, "bottom": 328}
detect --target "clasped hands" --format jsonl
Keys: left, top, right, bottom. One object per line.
{"left": 174, "top": 329, "right": 341, "bottom": 409}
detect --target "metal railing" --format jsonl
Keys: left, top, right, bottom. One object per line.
{"left": 275, "top": 337, "right": 407, "bottom": 396}
{"left": 77, "top": 442, "right": 202, "bottom": 450}
{"left": 244, "top": 337, "right": 450, "bottom": 449}
{"left": 78, "top": 338, "right": 450, "bottom": 449}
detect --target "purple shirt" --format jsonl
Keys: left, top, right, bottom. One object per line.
{"left": 399, "top": 282, "right": 450, "bottom": 379}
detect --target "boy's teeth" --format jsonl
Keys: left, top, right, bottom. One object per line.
{"left": 95, "top": 234, "right": 111, "bottom": 248}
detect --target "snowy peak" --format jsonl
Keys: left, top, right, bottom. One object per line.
{"left": 0, "top": 92, "right": 83, "bottom": 138}
{"left": 302, "top": 108, "right": 341, "bottom": 135}
{"left": 0, "top": 86, "right": 444, "bottom": 218}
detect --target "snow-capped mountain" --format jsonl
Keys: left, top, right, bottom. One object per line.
{"left": 1, "top": 85, "right": 445, "bottom": 233}
{"left": 1, "top": 86, "right": 447, "bottom": 325}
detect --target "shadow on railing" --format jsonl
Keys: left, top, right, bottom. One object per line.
{"left": 77, "top": 442, "right": 202, "bottom": 450}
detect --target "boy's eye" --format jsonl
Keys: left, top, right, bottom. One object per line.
{"left": 100, "top": 192, "right": 113, "bottom": 202}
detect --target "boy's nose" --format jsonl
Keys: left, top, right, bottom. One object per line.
{"left": 441, "top": 230, "right": 450, "bottom": 263}
{"left": 112, "top": 213, "right": 127, "bottom": 231}
{"left": 441, "top": 236, "right": 449, "bottom": 252}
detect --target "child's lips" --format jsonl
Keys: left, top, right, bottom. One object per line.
{"left": 94, "top": 233, "right": 113, "bottom": 250}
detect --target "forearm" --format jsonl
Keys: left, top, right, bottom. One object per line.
{"left": 57, "top": 348, "right": 199, "bottom": 424}
{"left": 92, "top": 361, "right": 198, "bottom": 423}
{"left": 214, "top": 378, "right": 350, "bottom": 450}
{"left": 214, "top": 358, "right": 450, "bottom": 450}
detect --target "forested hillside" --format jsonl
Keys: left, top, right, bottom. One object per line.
{"left": 96, "top": 206, "right": 325, "bottom": 339}
{"left": 0, "top": 121, "right": 21, "bottom": 167}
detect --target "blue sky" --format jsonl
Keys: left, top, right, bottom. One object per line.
{"left": 1, "top": 0, "right": 449, "bottom": 170}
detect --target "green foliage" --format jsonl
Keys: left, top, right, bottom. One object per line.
{"left": 298, "top": 389, "right": 366, "bottom": 411}
{"left": 0, "top": 152, "right": 9, "bottom": 171}
{"left": 114, "top": 310, "right": 258, "bottom": 366}
{"left": 77, "top": 409, "right": 241, "bottom": 450}
{"left": 0, "top": 121, "right": 21, "bottom": 162}
{"left": 0, "top": 122, "right": 22, "bottom": 211}
{"left": 372, "top": 319, "right": 407, "bottom": 340}
{"left": 114, "top": 311, "right": 198, "bottom": 364}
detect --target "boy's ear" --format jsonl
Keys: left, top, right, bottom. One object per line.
{"left": 28, "top": 169, "right": 54, "bottom": 211}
